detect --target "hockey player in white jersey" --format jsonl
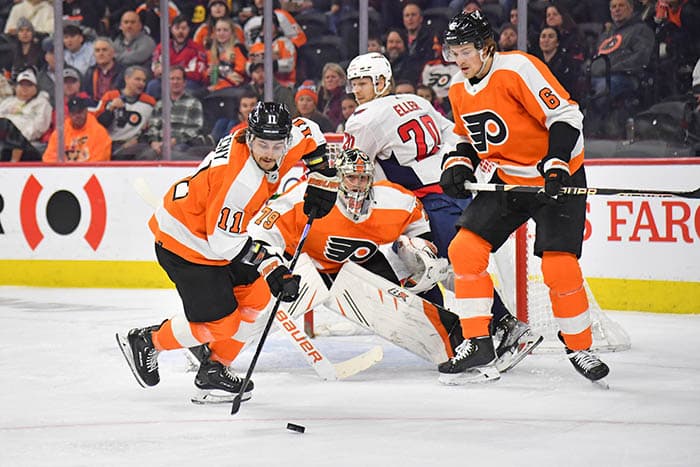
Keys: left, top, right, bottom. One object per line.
{"left": 342, "top": 52, "right": 541, "bottom": 370}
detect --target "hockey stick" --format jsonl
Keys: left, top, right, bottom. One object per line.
{"left": 133, "top": 177, "right": 382, "bottom": 382}
{"left": 463, "top": 182, "right": 700, "bottom": 199}
{"left": 231, "top": 211, "right": 316, "bottom": 415}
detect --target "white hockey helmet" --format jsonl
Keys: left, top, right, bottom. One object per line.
{"left": 346, "top": 52, "right": 392, "bottom": 97}
{"left": 335, "top": 148, "right": 375, "bottom": 221}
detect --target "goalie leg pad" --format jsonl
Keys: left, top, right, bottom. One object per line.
{"left": 328, "top": 261, "right": 453, "bottom": 364}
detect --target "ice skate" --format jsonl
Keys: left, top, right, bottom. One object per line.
{"left": 438, "top": 336, "right": 500, "bottom": 385}
{"left": 116, "top": 324, "right": 161, "bottom": 388}
{"left": 191, "top": 360, "right": 254, "bottom": 405}
{"left": 184, "top": 344, "right": 210, "bottom": 373}
{"left": 493, "top": 315, "right": 544, "bottom": 372}
{"left": 559, "top": 332, "right": 610, "bottom": 383}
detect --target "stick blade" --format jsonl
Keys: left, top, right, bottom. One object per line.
{"left": 334, "top": 345, "right": 383, "bottom": 379}
{"left": 230, "top": 394, "right": 243, "bottom": 415}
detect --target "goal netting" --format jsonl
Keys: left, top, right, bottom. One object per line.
{"left": 305, "top": 135, "right": 631, "bottom": 353}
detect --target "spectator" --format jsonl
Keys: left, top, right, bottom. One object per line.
{"left": 147, "top": 15, "right": 208, "bottom": 98}
{"left": 135, "top": 0, "right": 181, "bottom": 42}
{"left": 245, "top": 23, "right": 297, "bottom": 88}
{"left": 63, "top": 22, "right": 95, "bottom": 76}
{"left": 416, "top": 83, "right": 447, "bottom": 117}
{"left": 317, "top": 62, "right": 346, "bottom": 130}
{"left": 395, "top": 79, "right": 416, "bottom": 94}
{"left": 206, "top": 18, "right": 247, "bottom": 92}
{"left": 367, "top": 33, "right": 385, "bottom": 54}
{"left": 36, "top": 37, "right": 57, "bottom": 103}
{"left": 142, "top": 66, "right": 211, "bottom": 160}
{"left": 96, "top": 65, "right": 155, "bottom": 159}
{"left": 335, "top": 92, "right": 357, "bottom": 132}
{"left": 294, "top": 79, "right": 334, "bottom": 132}
{"left": 0, "top": 74, "right": 12, "bottom": 100}
{"left": 41, "top": 67, "right": 97, "bottom": 144}
{"left": 402, "top": 1, "right": 438, "bottom": 65}
{"left": 543, "top": 3, "right": 585, "bottom": 61}
{"left": 113, "top": 11, "right": 157, "bottom": 69}
{"left": 193, "top": 0, "right": 246, "bottom": 49}
{"left": 10, "top": 17, "right": 45, "bottom": 73}
{"left": 210, "top": 89, "right": 259, "bottom": 141}
{"left": 4, "top": 0, "right": 54, "bottom": 36}
{"left": 419, "top": 53, "right": 460, "bottom": 117}
{"left": 83, "top": 37, "right": 126, "bottom": 102}
{"left": 42, "top": 96, "right": 112, "bottom": 162}
{"left": 590, "top": 0, "right": 655, "bottom": 103}
{"left": 535, "top": 26, "right": 581, "bottom": 101}
{"left": 386, "top": 27, "right": 421, "bottom": 85}
{"left": 0, "top": 68, "right": 51, "bottom": 161}
{"left": 243, "top": 3, "right": 307, "bottom": 49}
{"left": 63, "top": 0, "right": 106, "bottom": 34}
{"left": 498, "top": 23, "right": 518, "bottom": 51}
{"left": 243, "top": 62, "right": 296, "bottom": 114}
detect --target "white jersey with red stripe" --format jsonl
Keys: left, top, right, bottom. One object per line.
{"left": 342, "top": 94, "right": 459, "bottom": 197}
{"left": 149, "top": 117, "right": 325, "bottom": 266}
{"left": 448, "top": 51, "right": 584, "bottom": 185}
{"left": 248, "top": 180, "right": 430, "bottom": 274}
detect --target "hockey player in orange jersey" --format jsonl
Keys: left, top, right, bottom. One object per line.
{"left": 248, "top": 148, "right": 465, "bottom": 363}
{"left": 438, "top": 11, "right": 609, "bottom": 384}
{"left": 116, "top": 102, "right": 340, "bottom": 403}
{"left": 343, "top": 52, "right": 541, "bottom": 375}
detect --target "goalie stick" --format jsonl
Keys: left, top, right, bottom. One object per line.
{"left": 132, "top": 178, "right": 382, "bottom": 385}
{"left": 463, "top": 181, "right": 700, "bottom": 199}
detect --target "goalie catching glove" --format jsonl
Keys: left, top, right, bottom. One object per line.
{"left": 439, "top": 143, "right": 479, "bottom": 199}
{"left": 394, "top": 235, "right": 450, "bottom": 293}
{"left": 239, "top": 240, "right": 300, "bottom": 302}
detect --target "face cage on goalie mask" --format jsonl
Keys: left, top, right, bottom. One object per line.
{"left": 338, "top": 173, "right": 373, "bottom": 221}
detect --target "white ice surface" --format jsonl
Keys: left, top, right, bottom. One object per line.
{"left": 1, "top": 287, "right": 699, "bottom": 467}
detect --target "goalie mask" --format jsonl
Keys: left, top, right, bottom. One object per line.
{"left": 346, "top": 52, "right": 392, "bottom": 98}
{"left": 247, "top": 102, "right": 293, "bottom": 182}
{"left": 335, "top": 148, "right": 374, "bottom": 221}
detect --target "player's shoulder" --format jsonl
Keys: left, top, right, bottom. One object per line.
{"left": 493, "top": 51, "right": 543, "bottom": 74}
{"left": 373, "top": 180, "right": 419, "bottom": 210}
{"left": 269, "top": 179, "right": 306, "bottom": 212}
{"left": 290, "top": 117, "right": 326, "bottom": 145}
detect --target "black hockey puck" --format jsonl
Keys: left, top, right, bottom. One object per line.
{"left": 286, "top": 422, "right": 305, "bottom": 433}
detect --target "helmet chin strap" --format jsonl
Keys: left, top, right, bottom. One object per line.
{"left": 476, "top": 48, "right": 491, "bottom": 77}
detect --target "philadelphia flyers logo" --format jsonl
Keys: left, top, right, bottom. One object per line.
{"left": 597, "top": 34, "right": 622, "bottom": 56}
{"left": 19, "top": 174, "right": 106, "bottom": 251}
{"left": 324, "top": 236, "right": 378, "bottom": 263}
{"left": 460, "top": 110, "right": 508, "bottom": 153}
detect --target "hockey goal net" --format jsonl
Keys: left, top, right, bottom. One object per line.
{"left": 306, "top": 135, "right": 631, "bottom": 352}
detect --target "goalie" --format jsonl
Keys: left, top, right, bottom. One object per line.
{"left": 247, "top": 148, "right": 540, "bottom": 379}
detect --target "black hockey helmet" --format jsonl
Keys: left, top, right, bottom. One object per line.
{"left": 443, "top": 10, "right": 493, "bottom": 51}
{"left": 248, "top": 101, "right": 292, "bottom": 140}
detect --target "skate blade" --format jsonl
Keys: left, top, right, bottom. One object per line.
{"left": 115, "top": 333, "right": 148, "bottom": 389}
{"left": 438, "top": 366, "right": 501, "bottom": 385}
{"left": 190, "top": 389, "right": 252, "bottom": 405}
{"left": 496, "top": 335, "right": 544, "bottom": 373}
{"left": 592, "top": 378, "right": 610, "bottom": 390}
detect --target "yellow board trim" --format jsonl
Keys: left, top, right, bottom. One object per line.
{"left": 1, "top": 261, "right": 698, "bottom": 313}
{"left": 0, "top": 260, "right": 173, "bottom": 289}
{"left": 587, "top": 278, "right": 699, "bottom": 314}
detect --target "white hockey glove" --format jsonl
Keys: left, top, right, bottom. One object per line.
{"left": 394, "top": 235, "right": 450, "bottom": 293}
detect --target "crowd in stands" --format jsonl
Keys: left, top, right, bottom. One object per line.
{"left": 1, "top": 0, "right": 699, "bottom": 162}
